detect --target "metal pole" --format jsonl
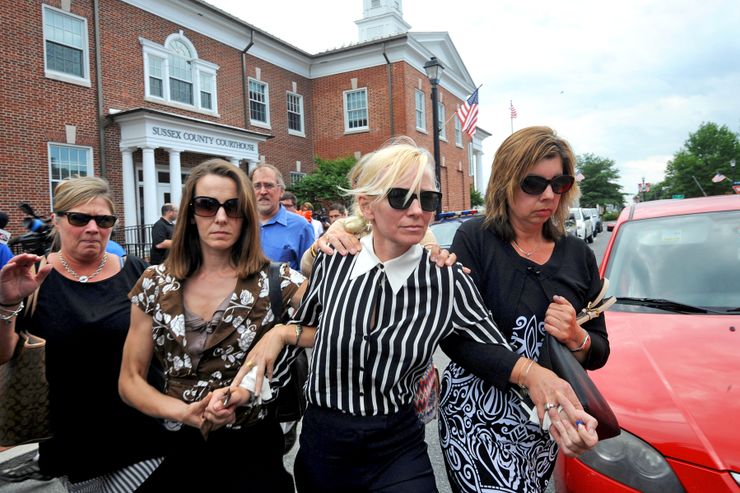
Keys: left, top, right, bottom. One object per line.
{"left": 431, "top": 84, "right": 442, "bottom": 215}
{"left": 732, "top": 159, "right": 736, "bottom": 183}
{"left": 691, "top": 175, "right": 708, "bottom": 196}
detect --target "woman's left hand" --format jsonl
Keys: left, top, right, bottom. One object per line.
{"left": 548, "top": 391, "right": 599, "bottom": 457}
{"left": 203, "top": 387, "right": 238, "bottom": 430}
{"left": 544, "top": 295, "right": 582, "bottom": 348}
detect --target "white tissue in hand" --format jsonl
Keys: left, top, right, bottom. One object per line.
{"left": 528, "top": 405, "right": 553, "bottom": 432}
{"left": 238, "top": 367, "right": 273, "bottom": 403}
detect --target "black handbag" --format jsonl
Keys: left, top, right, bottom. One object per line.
{"left": 543, "top": 278, "right": 620, "bottom": 440}
{"left": 267, "top": 262, "right": 308, "bottom": 424}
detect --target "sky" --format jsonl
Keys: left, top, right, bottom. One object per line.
{"left": 208, "top": 0, "right": 740, "bottom": 199}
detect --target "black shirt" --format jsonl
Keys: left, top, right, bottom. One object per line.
{"left": 150, "top": 217, "right": 174, "bottom": 265}
{"left": 17, "top": 256, "right": 166, "bottom": 482}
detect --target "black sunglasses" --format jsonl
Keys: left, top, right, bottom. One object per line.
{"left": 386, "top": 188, "right": 442, "bottom": 212}
{"left": 520, "top": 175, "right": 575, "bottom": 195}
{"left": 56, "top": 211, "right": 117, "bottom": 228}
{"left": 191, "top": 196, "right": 243, "bottom": 218}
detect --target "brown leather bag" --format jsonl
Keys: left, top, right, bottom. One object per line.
{"left": 0, "top": 330, "right": 52, "bottom": 446}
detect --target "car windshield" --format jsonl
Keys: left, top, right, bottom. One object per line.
{"left": 430, "top": 221, "right": 463, "bottom": 249}
{"left": 604, "top": 210, "right": 740, "bottom": 310}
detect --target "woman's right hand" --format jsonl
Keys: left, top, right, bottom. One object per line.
{"left": 0, "top": 254, "right": 52, "bottom": 305}
{"left": 180, "top": 392, "right": 213, "bottom": 429}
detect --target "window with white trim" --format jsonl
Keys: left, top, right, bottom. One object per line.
{"left": 141, "top": 33, "right": 219, "bottom": 114}
{"left": 249, "top": 79, "right": 270, "bottom": 127}
{"left": 438, "top": 102, "right": 447, "bottom": 140}
{"left": 42, "top": 5, "right": 90, "bottom": 86}
{"left": 290, "top": 171, "right": 306, "bottom": 186}
{"left": 49, "top": 144, "right": 93, "bottom": 202}
{"left": 344, "top": 88, "right": 368, "bottom": 132}
{"left": 415, "top": 90, "right": 426, "bottom": 131}
{"left": 287, "top": 92, "right": 305, "bottom": 135}
{"left": 454, "top": 114, "right": 463, "bottom": 146}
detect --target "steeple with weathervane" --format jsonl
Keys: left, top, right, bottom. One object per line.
{"left": 356, "top": 0, "right": 411, "bottom": 42}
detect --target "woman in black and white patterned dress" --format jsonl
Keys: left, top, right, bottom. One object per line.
{"left": 439, "top": 127, "right": 610, "bottom": 492}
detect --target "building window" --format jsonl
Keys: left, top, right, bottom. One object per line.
{"left": 344, "top": 88, "right": 369, "bottom": 132}
{"left": 49, "top": 144, "right": 93, "bottom": 202}
{"left": 249, "top": 79, "right": 270, "bottom": 127}
{"left": 42, "top": 5, "right": 90, "bottom": 86}
{"left": 454, "top": 114, "right": 463, "bottom": 146}
{"left": 438, "top": 102, "right": 446, "bottom": 140}
{"left": 141, "top": 33, "right": 219, "bottom": 114}
{"left": 290, "top": 171, "right": 306, "bottom": 186}
{"left": 415, "top": 89, "right": 426, "bottom": 131}
{"left": 287, "top": 92, "right": 305, "bottom": 135}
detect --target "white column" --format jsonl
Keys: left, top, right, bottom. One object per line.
{"left": 142, "top": 147, "right": 159, "bottom": 227}
{"left": 475, "top": 151, "right": 486, "bottom": 192}
{"left": 167, "top": 149, "right": 183, "bottom": 208}
{"left": 121, "top": 148, "right": 137, "bottom": 228}
{"left": 228, "top": 157, "right": 240, "bottom": 167}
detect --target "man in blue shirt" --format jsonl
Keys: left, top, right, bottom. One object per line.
{"left": 0, "top": 212, "right": 13, "bottom": 269}
{"left": 251, "top": 164, "right": 314, "bottom": 271}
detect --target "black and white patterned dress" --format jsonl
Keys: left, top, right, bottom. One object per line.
{"left": 438, "top": 218, "right": 609, "bottom": 493}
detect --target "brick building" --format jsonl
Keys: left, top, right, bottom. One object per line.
{"left": 0, "top": 0, "right": 488, "bottom": 250}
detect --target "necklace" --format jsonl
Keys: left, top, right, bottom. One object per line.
{"left": 58, "top": 252, "right": 108, "bottom": 283}
{"left": 512, "top": 239, "right": 539, "bottom": 258}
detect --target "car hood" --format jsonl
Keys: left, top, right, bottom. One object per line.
{"left": 592, "top": 310, "right": 740, "bottom": 472}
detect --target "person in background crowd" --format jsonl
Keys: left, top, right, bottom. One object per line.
{"left": 251, "top": 164, "right": 314, "bottom": 270}
{"left": 238, "top": 139, "right": 597, "bottom": 493}
{"left": 119, "top": 159, "right": 306, "bottom": 492}
{"left": 439, "top": 126, "right": 610, "bottom": 492}
{"left": 0, "top": 211, "right": 12, "bottom": 269}
{"left": 0, "top": 176, "right": 166, "bottom": 491}
{"left": 149, "top": 203, "right": 178, "bottom": 265}
{"left": 280, "top": 191, "right": 299, "bottom": 213}
{"left": 300, "top": 201, "right": 324, "bottom": 239}
{"left": 327, "top": 203, "right": 348, "bottom": 225}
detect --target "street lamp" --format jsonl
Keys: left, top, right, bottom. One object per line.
{"left": 424, "top": 56, "right": 445, "bottom": 215}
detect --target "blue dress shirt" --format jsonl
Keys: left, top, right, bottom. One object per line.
{"left": 260, "top": 205, "right": 315, "bottom": 270}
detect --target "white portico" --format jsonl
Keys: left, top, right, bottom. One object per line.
{"left": 111, "top": 108, "right": 268, "bottom": 228}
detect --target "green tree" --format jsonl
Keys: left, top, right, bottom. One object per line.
{"left": 288, "top": 155, "right": 356, "bottom": 209}
{"left": 663, "top": 122, "right": 739, "bottom": 198}
{"left": 576, "top": 154, "right": 624, "bottom": 208}
{"left": 470, "top": 185, "right": 484, "bottom": 208}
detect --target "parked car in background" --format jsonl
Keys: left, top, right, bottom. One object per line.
{"left": 569, "top": 207, "right": 594, "bottom": 243}
{"left": 429, "top": 209, "right": 481, "bottom": 249}
{"left": 564, "top": 214, "right": 577, "bottom": 237}
{"left": 586, "top": 207, "right": 603, "bottom": 234}
{"left": 554, "top": 195, "right": 740, "bottom": 493}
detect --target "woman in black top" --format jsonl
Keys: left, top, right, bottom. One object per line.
{"left": 439, "top": 126, "right": 610, "bottom": 492}
{"left": 0, "top": 176, "right": 166, "bottom": 491}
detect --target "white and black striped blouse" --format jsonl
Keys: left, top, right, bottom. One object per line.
{"left": 291, "top": 234, "right": 511, "bottom": 416}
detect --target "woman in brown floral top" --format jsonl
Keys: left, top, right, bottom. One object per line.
{"left": 120, "top": 159, "right": 306, "bottom": 492}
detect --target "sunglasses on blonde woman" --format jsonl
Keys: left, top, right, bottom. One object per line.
{"left": 386, "top": 188, "right": 442, "bottom": 212}
{"left": 56, "top": 211, "right": 117, "bottom": 228}
{"left": 520, "top": 175, "right": 575, "bottom": 195}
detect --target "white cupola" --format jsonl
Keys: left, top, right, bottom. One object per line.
{"left": 355, "top": 0, "right": 411, "bottom": 42}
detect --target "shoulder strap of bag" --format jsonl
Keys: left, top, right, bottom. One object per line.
{"left": 575, "top": 277, "right": 616, "bottom": 326}
{"left": 268, "top": 261, "right": 284, "bottom": 323}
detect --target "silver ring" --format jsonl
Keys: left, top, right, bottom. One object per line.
{"left": 544, "top": 402, "right": 557, "bottom": 411}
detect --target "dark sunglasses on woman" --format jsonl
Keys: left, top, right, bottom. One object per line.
{"left": 520, "top": 175, "right": 575, "bottom": 195}
{"left": 56, "top": 211, "right": 118, "bottom": 228}
{"left": 191, "top": 196, "right": 243, "bottom": 218}
{"left": 386, "top": 188, "right": 442, "bottom": 212}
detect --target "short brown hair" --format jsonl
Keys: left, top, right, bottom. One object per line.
{"left": 166, "top": 159, "right": 269, "bottom": 279}
{"left": 483, "top": 126, "right": 578, "bottom": 241}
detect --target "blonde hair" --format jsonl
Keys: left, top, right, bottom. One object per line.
{"left": 343, "top": 137, "right": 437, "bottom": 231}
{"left": 484, "top": 126, "right": 579, "bottom": 241}
{"left": 166, "top": 159, "right": 269, "bottom": 279}
{"left": 53, "top": 176, "right": 115, "bottom": 215}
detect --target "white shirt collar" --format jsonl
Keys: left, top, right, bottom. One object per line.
{"left": 350, "top": 234, "right": 423, "bottom": 294}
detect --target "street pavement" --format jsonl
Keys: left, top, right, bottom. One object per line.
{"left": 0, "top": 231, "right": 611, "bottom": 493}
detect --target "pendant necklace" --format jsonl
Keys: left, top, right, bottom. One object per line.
{"left": 512, "top": 239, "right": 538, "bottom": 259}
{"left": 58, "top": 252, "right": 108, "bottom": 283}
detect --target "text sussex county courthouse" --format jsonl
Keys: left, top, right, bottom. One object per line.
{"left": 0, "top": 0, "right": 490, "bottom": 245}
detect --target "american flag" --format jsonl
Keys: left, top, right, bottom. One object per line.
{"left": 457, "top": 88, "right": 479, "bottom": 137}
{"left": 510, "top": 101, "right": 518, "bottom": 119}
{"left": 576, "top": 172, "right": 585, "bottom": 182}
{"left": 711, "top": 172, "right": 727, "bottom": 183}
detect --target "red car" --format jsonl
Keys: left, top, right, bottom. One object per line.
{"left": 554, "top": 195, "right": 740, "bottom": 492}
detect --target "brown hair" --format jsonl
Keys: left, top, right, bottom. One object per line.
{"left": 483, "top": 126, "right": 579, "bottom": 241}
{"left": 166, "top": 159, "right": 269, "bottom": 279}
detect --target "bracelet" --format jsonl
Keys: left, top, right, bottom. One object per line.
{"left": 518, "top": 359, "right": 535, "bottom": 389}
{"left": 0, "top": 301, "right": 24, "bottom": 321}
{"left": 570, "top": 332, "right": 591, "bottom": 353}
{"left": 294, "top": 323, "right": 303, "bottom": 346}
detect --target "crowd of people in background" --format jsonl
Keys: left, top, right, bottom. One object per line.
{"left": 0, "top": 128, "right": 606, "bottom": 493}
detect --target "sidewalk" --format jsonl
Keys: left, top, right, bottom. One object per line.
{"left": 0, "top": 446, "right": 64, "bottom": 493}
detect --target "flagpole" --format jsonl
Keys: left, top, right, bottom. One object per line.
{"left": 510, "top": 99, "right": 514, "bottom": 134}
